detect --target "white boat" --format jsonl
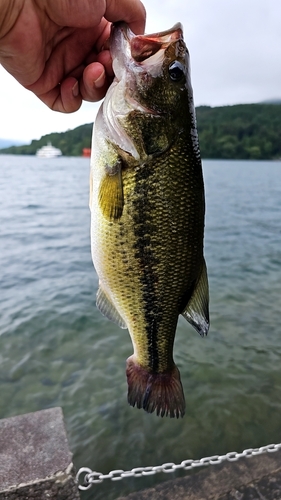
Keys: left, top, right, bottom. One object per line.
{"left": 36, "top": 142, "right": 62, "bottom": 158}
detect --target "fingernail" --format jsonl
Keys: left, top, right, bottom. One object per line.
{"left": 94, "top": 70, "right": 105, "bottom": 89}
{"left": 72, "top": 81, "right": 79, "bottom": 97}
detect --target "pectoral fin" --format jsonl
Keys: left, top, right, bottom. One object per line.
{"left": 96, "top": 285, "right": 127, "bottom": 329}
{"left": 181, "top": 259, "right": 209, "bottom": 337}
{"left": 99, "top": 159, "right": 124, "bottom": 220}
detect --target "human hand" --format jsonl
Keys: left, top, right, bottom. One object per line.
{"left": 0, "top": 0, "right": 145, "bottom": 112}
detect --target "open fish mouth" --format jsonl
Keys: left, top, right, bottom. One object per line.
{"left": 111, "top": 22, "right": 184, "bottom": 79}
{"left": 130, "top": 23, "right": 184, "bottom": 62}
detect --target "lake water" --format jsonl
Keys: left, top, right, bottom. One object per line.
{"left": 1, "top": 155, "right": 281, "bottom": 499}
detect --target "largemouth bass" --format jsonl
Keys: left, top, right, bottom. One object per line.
{"left": 90, "top": 22, "right": 209, "bottom": 418}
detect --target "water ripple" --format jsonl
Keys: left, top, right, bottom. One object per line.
{"left": 1, "top": 156, "right": 281, "bottom": 499}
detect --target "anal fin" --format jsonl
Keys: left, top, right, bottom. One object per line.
{"left": 96, "top": 285, "right": 127, "bottom": 329}
{"left": 181, "top": 258, "right": 209, "bottom": 337}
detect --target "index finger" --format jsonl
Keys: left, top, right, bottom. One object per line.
{"left": 105, "top": 0, "right": 146, "bottom": 34}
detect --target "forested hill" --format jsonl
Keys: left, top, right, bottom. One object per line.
{"left": 1, "top": 103, "right": 281, "bottom": 159}
{"left": 0, "top": 123, "right": 93, "bottom": 157}
{"left": 196, "top": 103, "right": 281, "bottom": 160}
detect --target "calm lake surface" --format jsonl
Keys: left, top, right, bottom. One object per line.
{"left": 1, "top": 155, "right": 281, "bottom": 499}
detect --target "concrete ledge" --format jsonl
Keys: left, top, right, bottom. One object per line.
{"left": 117, "top": 448, "right": 281, "bottom": 499}
{"left": 0, "top": 407, "right": 79, "bottom": 499}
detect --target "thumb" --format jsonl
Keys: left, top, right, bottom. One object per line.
{"left": 104, "top": 0, "right": 146, "bottom": 34}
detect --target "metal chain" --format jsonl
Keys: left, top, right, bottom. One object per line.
{"left": 76, "top": 442, "right": 281, "bottom": 491}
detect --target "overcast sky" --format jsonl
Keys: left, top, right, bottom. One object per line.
{"left": 1, "top": 0, "right": 280, "bottom": 143}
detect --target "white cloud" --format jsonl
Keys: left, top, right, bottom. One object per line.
{"left": 0, "top": 66, "right": 99, "bottom": 142}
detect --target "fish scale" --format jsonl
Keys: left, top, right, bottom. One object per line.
{"left": 90, "top": 22, "right": 209, "bottom": 417}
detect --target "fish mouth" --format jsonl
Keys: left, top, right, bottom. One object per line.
{"left": 130, "top": 23, "right": 184, "bottom": 63}
{"left": 111, "top": 22, "right": 184, "bottom": 79}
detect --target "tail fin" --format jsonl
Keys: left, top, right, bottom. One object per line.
{"left": 126, "top": 356, "right": 185, "bottom": 418}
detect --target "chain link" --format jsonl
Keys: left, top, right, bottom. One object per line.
{"left": 76, "top": 442, "right": 281, "bottom": 491}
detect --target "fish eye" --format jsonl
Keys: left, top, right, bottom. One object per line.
{"left": 168, "top": 61, "right": 185, "bottom": 81}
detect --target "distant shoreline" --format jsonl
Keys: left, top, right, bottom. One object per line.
{"left": 1, "top": 103, "right": 281, "bottom": 160}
